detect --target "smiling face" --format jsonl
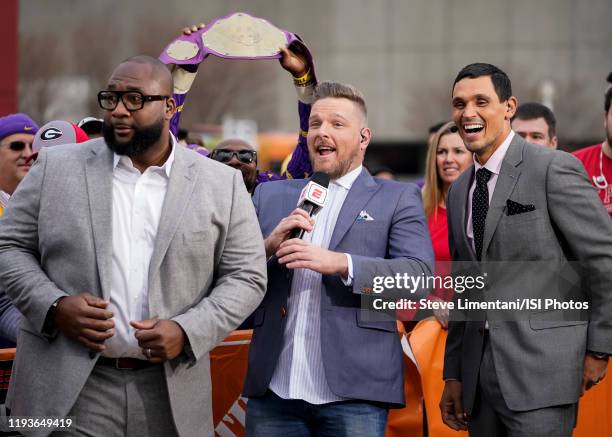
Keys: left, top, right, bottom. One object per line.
{"left": 512, "top": 116, "right": 557, "bottom": 148}
{"left": 0, "top": 133, "right": 34, "bottom": 194}
{"left": 436, "top": 132, "right": 472, "bottom": 189}
{"left": 452, "top": 75, "right": 516, "bottom": 164}
{"left": 307, "top": 97, "right": 370, "bottom": 179}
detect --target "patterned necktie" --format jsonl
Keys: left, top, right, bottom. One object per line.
{"left": 472, "top": 167, "right": 492, "bottom": 261}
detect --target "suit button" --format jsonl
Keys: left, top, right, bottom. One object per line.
{"left": 281, "top": 307, "right": 287, "bottom": 318}
{"left": 89, "top": 351, "right": 97, "bottom": 359}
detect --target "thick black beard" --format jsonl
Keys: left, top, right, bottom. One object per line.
{"left": 102, "top": 118, "right": 165, "bottom": 157}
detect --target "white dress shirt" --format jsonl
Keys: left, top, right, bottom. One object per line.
{"left": 269, "top": 165, "right": 362, "bottom": 404}
{"left": 103, "top": 138, "right": 176, "bottom": 358}
{"left": 466, "top": 131, "right": 514, "bottom": 251}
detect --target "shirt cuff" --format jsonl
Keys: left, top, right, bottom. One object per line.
{"left": 340, "top": 253, "right": 353, "bottom": 286}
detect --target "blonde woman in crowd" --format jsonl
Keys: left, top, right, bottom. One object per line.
{"left": 422, "top": 121, "right": 473, "bottom": 327}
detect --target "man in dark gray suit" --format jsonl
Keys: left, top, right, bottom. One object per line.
{"left": 440, "top": 63, "right": 612, "bottom": 436}
{"left": 0, "top": 56, "right": 266, "bottom": 437}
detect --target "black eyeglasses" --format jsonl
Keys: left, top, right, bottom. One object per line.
{"left": 211, "top": 149, "right": 257, "bottom": 164}
{"left": 97, "top": 90, "right": 169, "bottom": 111}
{"left": 7, "top": 141, "right": 33, "bottom": 152}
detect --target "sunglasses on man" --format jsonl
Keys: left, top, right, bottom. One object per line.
{"left": 5, "top": 141, "right": 33, "bottom": 152}
{"left": 97, "top": 90, "right": 169, "bottom": 112}
{"left": 211, "top": 149, "right": 257, "bottom": 164}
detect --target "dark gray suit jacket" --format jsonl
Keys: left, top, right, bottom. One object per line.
{"left": 444, "top": 135, "right": 612, "bottom": 413}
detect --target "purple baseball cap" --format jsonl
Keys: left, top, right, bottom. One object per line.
{"left": 185, "top": 143, "right": 210, "bottom": 157}
{"left": 0, "top": 113, "right": 39, "bottom": 142}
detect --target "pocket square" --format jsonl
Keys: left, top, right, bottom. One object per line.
{"left": 506, "top": 199, "right": 535, "bottom": 216}
{"left": 357, "top": 210, "right": 375, "bottom": 222}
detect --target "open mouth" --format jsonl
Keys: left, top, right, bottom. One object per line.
{"left": 463, "top": 123, "right": 484, "bottom": 135}
{"left": 316, "top": 144, "right": 336, "bottom": 156}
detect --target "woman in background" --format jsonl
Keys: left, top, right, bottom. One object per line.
{"left": 422, "top": 121, "right": 473, "bottom": 327}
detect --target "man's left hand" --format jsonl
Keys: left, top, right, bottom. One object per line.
{"left": 131, "top": 318, "right": 186, "bottom": 363}
{"left": 581, "top": 353, "right": 608, "bottom": 395}
{"left": 279, "top": 46, "right": 308, "bottom": 78}
{"left": 277, "top": 238, "right": 348, "bottom": 277}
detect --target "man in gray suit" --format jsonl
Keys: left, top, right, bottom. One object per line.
{"left": 0, "top": 55, "right": 267, "bottom": 437}
{"left": 440, "top": 63, "right": 612, "bottom": 436}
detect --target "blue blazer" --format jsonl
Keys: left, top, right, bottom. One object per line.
{"left": 242, "top": 169, "right": 434, "bottom": 406}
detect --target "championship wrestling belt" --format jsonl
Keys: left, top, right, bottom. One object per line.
{"left": 160, "top": 12, "right": 312, "bottom": 64}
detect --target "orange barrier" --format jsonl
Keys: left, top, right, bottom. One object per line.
{"left": 409, "top": 319, "right": 467, "bottom": 437}
{"left": 210, "top": 330, "right": 252, "bottom": 436}
{"left": 386, "top": 321, "right": 423, "bottom": 437}
{"left": 0, "top": 347, "right": 14, "bottom": 404}
{"left": 574, "top": 375, "right": 611, "bottom": 437}
{"left": 1, "top": 331, "right": 610, "bottom": 436}
{"left": 0, "top": 348, "right": 15, "bottom": 361}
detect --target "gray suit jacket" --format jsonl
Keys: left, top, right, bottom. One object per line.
{"left": 0, "top": 138, "right": 267, "bottom": 437}
{"left": 444, "top": 135, "right": 612, "bottom": 413}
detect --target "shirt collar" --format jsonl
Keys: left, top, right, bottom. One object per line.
{"left": 333, "top": 165, "right": 363, "bottom": 190}
{"left": 0, "top": 191, "right": 10, "bottom": 208}
{"left": 473, "top": 130, "right": 515, "bottom": 176}
{"left": 112, "top": 132, "right": 177, "bottom": 178}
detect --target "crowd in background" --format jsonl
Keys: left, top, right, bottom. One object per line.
{"left": 0, "top": 22, "right": 611, "bottom": 437}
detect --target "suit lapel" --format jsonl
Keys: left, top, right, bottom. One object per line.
{"left": 148, "top": 147, "right": 197, "bottom": 285}
{"left": 329, "top": 169, "right": 379, "bottom": 250}
{"left": 84, "top": 140, "right": 114, "bottom": 300}
{"left": 482, "top": 136, "right": 524, "bottom": 258}
{"left": 455, "top": 168, "right": 477, "bottom": 261}
{"left": 286, "top": 181, "right": 308, "bottom": 220}
{"left": 282, "top": 181, "right": 308, "bottom": 282}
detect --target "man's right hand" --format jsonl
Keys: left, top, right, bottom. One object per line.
{"left": 264, "top": 208, "right": 314, "bottom": 258}
{"left": 181, "top": 23, "right": 205, "bottom": 36}
{"left": 440, "top": 380, "right": 468, "bottom": 430}
{"left": 54, "top": 293, "right": 114, "bottom": 352}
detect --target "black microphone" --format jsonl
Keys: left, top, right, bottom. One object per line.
{"left": 289, "top": 172, "right": 330, "bottom": 239}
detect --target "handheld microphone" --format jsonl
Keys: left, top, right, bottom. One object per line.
{"left": 290, "top": 172, "right": 330, "bottom": 239}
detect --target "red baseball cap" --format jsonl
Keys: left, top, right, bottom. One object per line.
{"left": 29, "top": 120, "right": 89, "bottom": 162}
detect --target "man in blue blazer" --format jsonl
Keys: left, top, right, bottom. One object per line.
{"left": 243, "top": 81, "right": 434, "bottom": 437}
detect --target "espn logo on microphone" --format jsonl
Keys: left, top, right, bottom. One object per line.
{"left": 299, "top": 181, "right": 328, "bottom": 207}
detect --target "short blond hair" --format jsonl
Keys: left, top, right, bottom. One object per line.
{"left": 313, "top": 81, "right": 367, "bottom": 120}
